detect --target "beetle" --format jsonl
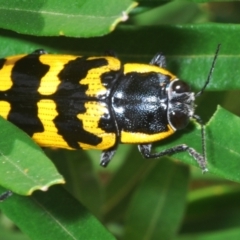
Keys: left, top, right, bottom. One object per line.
{"left": 0, "top": 46, "right": 220, "bottom": 176}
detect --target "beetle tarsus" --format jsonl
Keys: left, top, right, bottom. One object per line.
{"left": 104, "top": 50, "right": 117, "bottom": 57}
{"left": 138, "top": 143, "right": 207, "bottom": 172}
{"left": 187, "top": 147, "right": 208, "bottom": 172}
{"left": 100, "top": 148, "right": 116, "bottom": 167}
{"left": 149, "top": 53, "right": 166, "bottom": 68}
{"left": 32, "top": 49, "right": 48, "bottom": 55}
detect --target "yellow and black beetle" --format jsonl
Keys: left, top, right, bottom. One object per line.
{"left": 0, "top": 46, "right": 220, "bottom": 172}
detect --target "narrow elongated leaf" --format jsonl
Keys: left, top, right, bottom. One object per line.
{"left": 0, "top": 0, "right": 137, "bottom": 37}
{"left": 103, "top": 146, "right": 156, "bottom": 221}
{"left": 123, "top": 159, "right": 189, "bottom": 240}
{"left": 0, "top": 185, "right": 115, "bottom": 240}
{"left": 0, "top": 222, "right": 30, "bottom": 240}
{"left": 182, "top": 188, "right": 240, "bottom": 233}
{"left": 131, "top": 1, "right": 203, "bottom": 25}
{"left": 206, "top": 107, "right": 240, "bottom": 181}
{"left": 45, "top": 149, "right": 102, "bottom": 218}
{"left": 177, "top": 228, "right": 240, "bottom": 240}
{"left": 0, "top": 117, "right": 64, "bottom": 195}
{"left": 0, "top": 24, "right": 239, "bottom": 90}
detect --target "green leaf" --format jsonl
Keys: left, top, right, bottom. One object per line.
{"left": 45, "top": 149, "right": 102, "bottom": 218}
{"left": 178, "top": 188, "right": 240, "bottom": 239}
{"left": 0, "top": 117, "right": 64, "bottom": 195}
{"left": 177, "top": 228, "right": 240, "bottom": 240}
{"left": 206, "top": 106, "right": 240, "bottom": 182}
{"left": 0, "top": 185, "right": 115, "bottom": 240}
{"left": 0, "top": 0, "right": 137, "bottom": 37}
{"left": 131, "top": 1, "right": 204, "bottom": 25}
{"left": 0, "top": 215, "right": 30, "bottom": 240}
{"left": 103, "top": 147, "right": 156, "bottom": 221}
{"left": 123, "top": 159, "right": 189, "bottom": 240}
{"left": 0, "top": 23, "right": 240, "bottom": 91}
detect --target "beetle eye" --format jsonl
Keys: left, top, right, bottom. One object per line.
{"left": 172, "top": 80, "right": 191, "bottom": 93}
{"left": 169, "top": 110, "right": 189, "bottom": 130}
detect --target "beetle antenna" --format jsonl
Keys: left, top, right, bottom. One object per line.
{"left": 195, "top": 44, "right": 221, "bottom": 98}
{"left": 192, "top": 45, "right": 221, "bottom": 173}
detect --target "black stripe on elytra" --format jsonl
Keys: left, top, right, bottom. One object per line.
{"left": 52, "top": 57, "right": 110, "bottom": 149}
{"left": 0, "top": 58, "right": 6, "bottom": 70}
{"left": 5, "top": 54, "right": 49, "bottom": 136}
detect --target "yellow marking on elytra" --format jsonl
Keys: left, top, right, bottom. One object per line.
{"left": 38, "top": 55, "right": 78, "bottom": 95}
{"left": 77, "top": 101, "right": 116, "bottom": 149}
{"left": 79, "top": 132, "right": 115, "bottom": 150}
{"left": 0, "top": 55, "right": 26, "bottom": 91}
{"left": 121, "top": 125, "right": 175, "bottom": 144}
{"left": 80, "top": 57, "right": 121, "bottom": 97}
{"left": 0, "top": 101, "right": 11, "bottom": 119}
{"left": 32, "top": 99, "right": 72, "bottom": 149}
{"left": 124, "top": 63, "right": 176, "bottom": 81}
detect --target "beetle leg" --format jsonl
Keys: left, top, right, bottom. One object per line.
{"left": 0, "top": 190, "right": 12, "bottom": 202}
{"left": 149, "top": 53, "right": 166, "bottom": 68}
{"left": 100, "top": 147, "right": 117, "bottom": 167}
{"left": 31, "top": 49, "right": 48, "bottom": 55}
{"left": 138, "top": 144, "right": 208, "bottom": 173}
{"left": 104, "top": 50, "right": 117, "bottom": 57}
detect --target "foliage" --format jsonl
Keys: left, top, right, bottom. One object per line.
{"left": 0, "top": 1, "right": 240, "bottom": 240}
